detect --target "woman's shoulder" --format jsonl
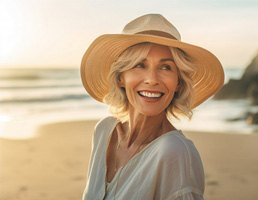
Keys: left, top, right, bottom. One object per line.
{"left": 154, "top": 130, "right": 204, "bottom": 182}
{"left": 95, "top": 116, "right": 118, "bottom": 130}
{"left": 155, "top": 130, "right": 201, "bottom": 161}
{"left": 93, "top": 116, "right": 118, "bottom": 142}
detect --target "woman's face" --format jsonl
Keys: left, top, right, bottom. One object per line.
{"left": 120, "top": 44, "right": 179, "bottom": 117}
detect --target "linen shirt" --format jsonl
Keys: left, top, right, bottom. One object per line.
{"left": 83, "top": 116, "right": 204, "bottom": 200}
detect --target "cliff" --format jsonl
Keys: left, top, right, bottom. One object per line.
{"left": 215, "top": 53, "right": 258, "bottom": 104}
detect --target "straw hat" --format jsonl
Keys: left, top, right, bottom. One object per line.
{"left": 81, "top": 14, "right": 224, "bottom": 108}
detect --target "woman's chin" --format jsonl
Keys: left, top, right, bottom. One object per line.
{"left": 138, "top": 110, "right": 166, "bottom": 117}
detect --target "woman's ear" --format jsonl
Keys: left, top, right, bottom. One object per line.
{"left": 175, "top": 79, "right": 181, "bottom": 92}
{"left": 176, "top": 85, "right": 180, "bottom": 92}
{"left": 118, "top": 75, "right": 125, "bottom": 87}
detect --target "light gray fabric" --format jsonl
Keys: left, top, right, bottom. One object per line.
{"left": 83, "top": 116, "right": 204, "bottom": 200}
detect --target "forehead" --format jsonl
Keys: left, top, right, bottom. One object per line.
{"left": 146, "top": 44, "right": 173, "bottom": 59}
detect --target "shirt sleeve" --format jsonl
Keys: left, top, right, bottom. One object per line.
{"left": 83, "top": 116, "right": 118, "bottom": 200}
{"left": 154, "top": 133, "right": 205, "bottom": 200}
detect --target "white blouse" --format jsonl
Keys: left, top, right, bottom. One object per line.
{"left": 83, "top": 116, "right": 204, "bottom": 200}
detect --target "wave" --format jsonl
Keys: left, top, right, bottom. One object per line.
{"left": 0, "top": 68, "right": 80, "bottom": 80}
{"left": 0, "top": 83, "right": 81, "bottom": 89}
{"left": 0, "top": 94, "right": 89, "bottom": 104}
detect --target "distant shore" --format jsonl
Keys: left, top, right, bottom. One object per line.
{"left": 0, "top": 119, "right": 258, "bottom": 200}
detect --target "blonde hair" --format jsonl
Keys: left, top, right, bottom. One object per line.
{"left": 103, "top": 42, "right": 195, "bottom": 120}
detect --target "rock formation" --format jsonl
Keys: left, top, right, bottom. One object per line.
{"left": 215, "top": 53, "right": 258, "bottom": 105}
{"left": 214, "top": 52, "right": 258, "bottom": 124}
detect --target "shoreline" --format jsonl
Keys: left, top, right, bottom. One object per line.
{"left": 0, "top": 119, "right": 258, "bottom": 200}
{"left": 0, "top": 117, "right": 256, "bottom": 141}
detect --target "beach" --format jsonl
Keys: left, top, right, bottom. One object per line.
{"left": 0, "top": 119, "right": 257, "bottom": 200}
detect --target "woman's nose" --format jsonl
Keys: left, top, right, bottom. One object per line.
{"left": 143, "top": 70, "right": 159, "bottom": 85}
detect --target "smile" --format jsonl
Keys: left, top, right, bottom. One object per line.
{"left": 138, "top": 91, "right": 164, "bottom": 98}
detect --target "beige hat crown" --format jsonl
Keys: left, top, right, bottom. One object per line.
{"left": 81, "top": 14, "right": 224, "bottom": 108}
{"left": 123, "top": 14, "right": 181, "bottom": 40}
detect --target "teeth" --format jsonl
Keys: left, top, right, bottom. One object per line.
{"left": 139, "top": 91, "right": 162, "bottom": 98}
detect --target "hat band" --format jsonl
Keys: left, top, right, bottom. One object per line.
{"left": 136, "top": 30, "right": 178, "bottom": 40}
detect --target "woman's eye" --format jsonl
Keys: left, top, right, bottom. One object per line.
{"left": 134, "top": 62, "right": 145, "bottom": 68}
{"left": 161, "top": 64, "right": 172, "bottom": 70}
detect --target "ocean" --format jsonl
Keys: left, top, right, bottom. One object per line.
{"left": 0, "top": 67, "right": 257, "bottom": 139}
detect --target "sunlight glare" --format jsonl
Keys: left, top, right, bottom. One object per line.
{"left": 0, "top": 115, "right": 11, "bottom": 123}
{"left": 0, "top": 2, "right": 22, "bottom": 65}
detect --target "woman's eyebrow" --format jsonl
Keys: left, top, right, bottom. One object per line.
{"left": 160, "top": 58, "right": 175, "bottom": 62}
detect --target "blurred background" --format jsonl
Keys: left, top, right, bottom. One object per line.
{"left": 0, "top": 0, "right": 258, "bottom": 200}
{"left": 1, "top": 0, "right": 258, "bottom": 139}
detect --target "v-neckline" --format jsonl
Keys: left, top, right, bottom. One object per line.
{"left": 104, "top": 118, "right": 181, "bottom": 184}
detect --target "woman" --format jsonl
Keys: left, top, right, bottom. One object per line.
{"left": 81, "top": 14, "right": 224, "bottom": 200}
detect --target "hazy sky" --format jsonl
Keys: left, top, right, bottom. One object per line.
{"left": 0, "top": 0, "right": 258, "bottom": 68}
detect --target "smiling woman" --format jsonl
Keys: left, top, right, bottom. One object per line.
{"left": 105, "top": 42, "right": 195, "bottom": 120}
{"left": 80, "top": 14, "right": 224, "bottom": 200}
{"left": 119, "top": 44, "right": 179, "bottom": 117}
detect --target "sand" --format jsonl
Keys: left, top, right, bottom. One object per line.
{"left": 0, "top": 119, "right": 258, "bottom": 200}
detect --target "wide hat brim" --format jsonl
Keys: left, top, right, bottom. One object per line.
{"left": 81, "top": 33, "right": 224, "bottom": 108}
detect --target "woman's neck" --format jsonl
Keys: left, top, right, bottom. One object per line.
{"left": 117, "top": 110, "right": 175, "bottom": 148}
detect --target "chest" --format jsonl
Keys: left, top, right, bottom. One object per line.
{"left": 106, "top": 136, "right": 145, "bottom": 183}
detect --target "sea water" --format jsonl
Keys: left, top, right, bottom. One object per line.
{"left": 0, "top": 67, "right": 257, "bottom": 139}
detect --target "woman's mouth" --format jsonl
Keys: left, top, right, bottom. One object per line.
{"left": 138, "top": 91, "right": 164, "bottom": 98}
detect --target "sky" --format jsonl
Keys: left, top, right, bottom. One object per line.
{"left": 0, "top": 0, "right": 258, "bottom": 68}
